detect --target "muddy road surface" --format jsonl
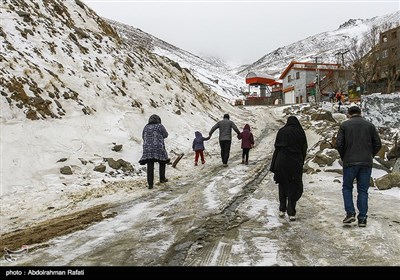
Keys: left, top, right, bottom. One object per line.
{"left": 2, "top": 109, "right": 399, "bottom": 266}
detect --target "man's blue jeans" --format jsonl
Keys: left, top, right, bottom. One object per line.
{"left": 342, "top": 165, "right": 372, "bottom": 219}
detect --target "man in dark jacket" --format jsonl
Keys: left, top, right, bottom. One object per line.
{"left": 335, "top": 106, "right": 382, "bottom": 227}
{"left": 209, "top": 113, "right": 240, "bottom": 166}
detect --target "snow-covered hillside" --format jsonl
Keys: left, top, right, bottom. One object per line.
{"left": 107, "top": 19, "right": 245, "bottom": 101}
{"left": 1, "top": 1, "right": 399, "bottom": 268}
{"left": 0, "top": 0, "right": 246, "bottom": 200}
{"left": 106, "top": 10, "right": 399, "bottom": 96}
{"left": 0, "top": 0, "right": 234, "bottom": 122}
{"left": 238, "top": 11, "right": 400, "bottom": 79}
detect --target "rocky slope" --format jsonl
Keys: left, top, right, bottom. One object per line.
{"left": 0, "top": 0, "right": 233, "bottom": 122}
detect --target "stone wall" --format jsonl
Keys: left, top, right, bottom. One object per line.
{"left": 361, "top": 92, "right": 400, "bottom": 131}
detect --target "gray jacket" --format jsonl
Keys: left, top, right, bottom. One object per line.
{"left": 335, "top": 115, "right": 382, "bottom": 168}
{"left": 209, "top": 117, "right": 240, "bottom": 141}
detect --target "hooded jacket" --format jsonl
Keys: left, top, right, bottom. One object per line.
{"left": 139, "top": 114, "right": 169, "bottom": 165}
{"left": 238, "top": 124, "right": 255, "bottom": 149}
{"left": 192, "top": 131, "right": 209, "bottom": 151}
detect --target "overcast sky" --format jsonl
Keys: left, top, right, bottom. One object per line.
{"left": 84, "top": 0, "right": 400, "bottom": 64}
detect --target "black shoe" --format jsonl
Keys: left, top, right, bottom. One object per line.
{"left": 343, "top": 213, "right": 356, "bottom": 224}
{"left": 148, "top": 185, "right": 153, "bottom": 189}
{"left": 160, "top": 179, "right": 168, "bottom": 183}
{"left": 358, "top": 217, "right": 367, "bottom": 227}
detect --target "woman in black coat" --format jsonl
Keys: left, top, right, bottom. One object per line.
{"left": 269, "top": 116, "right": 308, "bottom": 221}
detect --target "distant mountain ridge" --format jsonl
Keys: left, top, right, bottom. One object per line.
{"left": 238, "top": 11, "right": 400, "bottom": 78}
{"left": 1, "top": 0, "right": 398, "bottom": 122}
{"left": 107, "top": 10, "right": 399, "bottom": 98}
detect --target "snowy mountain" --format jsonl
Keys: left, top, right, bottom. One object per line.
{"left": 238, "top": 11, "right": 400, "bottom": 79}
{"left": 106, "top": 19, "right": 246, "bottom": 100}
{"left": 105, "top": 11, "right": 399, "bottom": 97}
{"left": 1, "top": 0, "right": 246, "bottom": 202}
{"left": 1, "top": 1, "right": 399, "bottom": 267}
{"left": 0, "top": 0, "right": 234, "bottom": 122}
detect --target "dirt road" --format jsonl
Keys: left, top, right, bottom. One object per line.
{"left": 2, "top": 107, "right": 399, "bottom": 267}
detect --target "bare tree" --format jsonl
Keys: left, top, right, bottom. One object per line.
{"left": 332, "top": 70, "right": 351, "bottom": 93}
{"left": 346, "top": 25, "right": 381, "bottom": 94}
{"left": 386, "top": 59, "right": 400, "bottom": 94}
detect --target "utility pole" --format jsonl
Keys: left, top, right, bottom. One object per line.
{"left": 314, "top": 56, "right": 322, "bottom": 104}
{"left": 335, "top": 49, "right": 349, "bottom": 67}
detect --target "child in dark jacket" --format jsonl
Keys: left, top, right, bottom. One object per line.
{"left": 192, "top": 131, "right": 210, "bottom": 166}
{"left": 237, "top": 124, "right": 255, "bottom": 165}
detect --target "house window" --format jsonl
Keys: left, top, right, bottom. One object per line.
{"left": 391, "top": 31, "right": 397, "bottom": 40}
{"left": 382, "top": 50, "right": 388, "bottom": 59}
{"left": 296, "top": 72, "right": 300, "bottom": 79}
{"left": 288, "top": 75, "right": 292, "bottom": 82}
{"left": 382, "top": 35, "right": 388, "bottom": 43}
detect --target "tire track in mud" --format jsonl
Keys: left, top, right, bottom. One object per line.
{"left": 160, "top": 123, "right": 276, "bottom": 266}
{"left": 0, "top": 204, "right": 114, "bottom": 259}
{"left": 2, "top": 108, "right": 286, "bottom": 266}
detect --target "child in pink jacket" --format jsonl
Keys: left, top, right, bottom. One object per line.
{"left": 237, "top": 124, "right": 255, "bottom": 165}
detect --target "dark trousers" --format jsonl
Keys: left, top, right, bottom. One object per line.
{"left": 147, "top": 160, "right": 166, "bottom": 187}
{"left": 278, "top": 184, "right": 297, "bottom": 216}
{"left": 219, "top": 140, "right": 232, "bottom": 164}
{"left": 242, "top": 148, "right": 250, "bottom": 162}
{"left": 195, "top": 150, "right": 205, "bottom": 163}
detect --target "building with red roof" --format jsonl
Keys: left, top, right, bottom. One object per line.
{"left": 279, "top": 61, "right": 352, "bottom": 104}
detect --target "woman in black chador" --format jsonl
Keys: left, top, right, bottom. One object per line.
{"left": 269, "top": 116, "right": 308, "bottom": 221}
